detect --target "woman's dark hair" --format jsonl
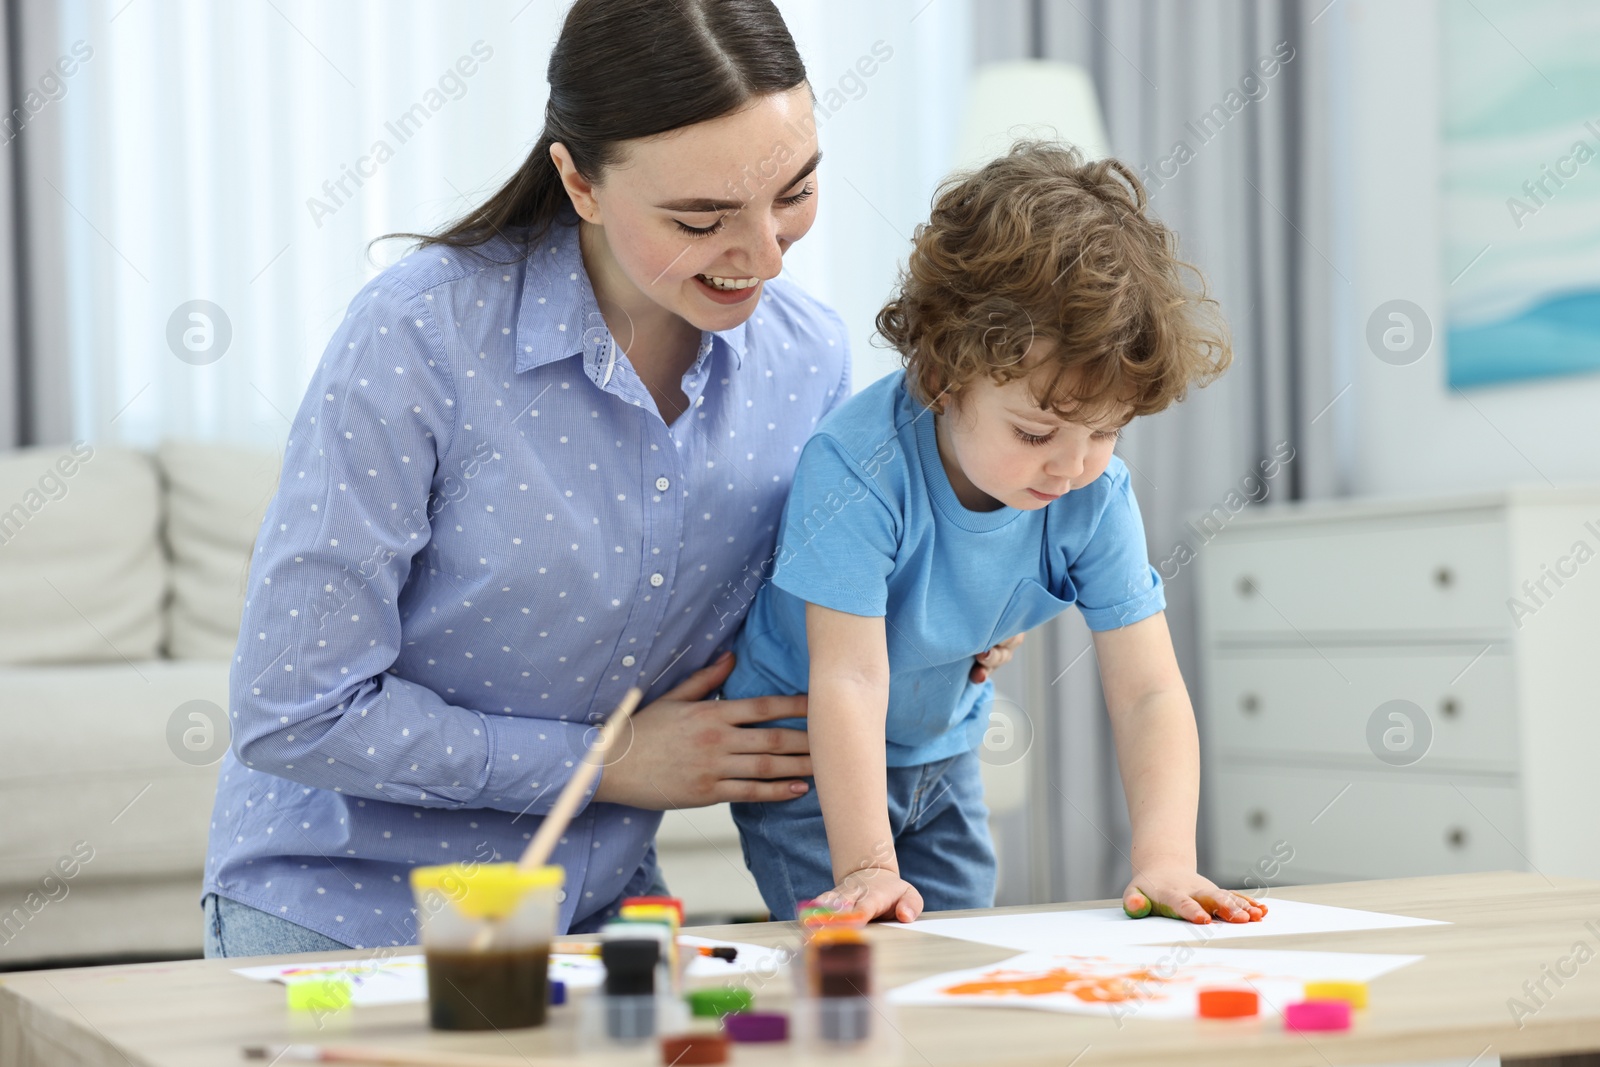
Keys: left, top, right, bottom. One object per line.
{"left": 374, "top": 0, "right": 808, "bottom": 262}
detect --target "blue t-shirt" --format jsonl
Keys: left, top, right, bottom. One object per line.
{"left": 723, "top": 370, "right": 1166, "bottom": 767}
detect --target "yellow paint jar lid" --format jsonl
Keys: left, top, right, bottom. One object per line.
{"left": 1303, "top": 980, "right": 1368, "bottom": 1008}
{"left": 409, "top": 862, "right": 563, "bottom": 920}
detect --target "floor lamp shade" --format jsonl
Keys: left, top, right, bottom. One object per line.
{"left": 953, "top": 60, "right": 1111, "bottom": 171}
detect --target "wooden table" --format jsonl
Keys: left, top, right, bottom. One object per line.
{"left": 4, "top": 871, "right": 1600, "bottom": 1066}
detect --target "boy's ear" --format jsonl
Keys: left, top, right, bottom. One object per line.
{"left": 925, "top": 380, "right": 955, "bottom": 416}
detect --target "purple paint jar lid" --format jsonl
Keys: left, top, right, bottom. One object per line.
{"left": 723, "top": 1010, "right": 788, "bottom": 1042}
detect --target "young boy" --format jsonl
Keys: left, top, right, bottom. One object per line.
{"left": 724, "top": 142, "right": 1264, "bottom": 927}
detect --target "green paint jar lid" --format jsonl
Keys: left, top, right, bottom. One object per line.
{"left": 686, "top": 986, "right": 754, "bottom": 1017}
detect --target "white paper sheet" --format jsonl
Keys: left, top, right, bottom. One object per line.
{"left": 230, "top": 935, "right": 783, "bottom": 1006}
{"left": 230, "top": 954, "right": 430, "bottom": 1007}
{"left": 888, "top": 944, "right": 1422, "bottom": 1020}
{"left": 886, "top": 897, "right": 1447, "bottom": 954}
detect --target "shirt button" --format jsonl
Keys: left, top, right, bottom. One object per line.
{"left": 655, "top": 476, "right": 670, "bottom": 492}
{"left": 556, "top": 889, "right": 567, "bottom": 903}
{"left": 649, "top": 573, "right": 664, "bottom": 588}
{"left": 621, "top": 655, "right": 636, "bottom": 667}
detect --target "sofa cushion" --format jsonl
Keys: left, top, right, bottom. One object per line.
{"left": 0, "top": 660, "right": 229, "bottom": 886}
{"left": 157, "top": 440, "right": 281, "bottom": 660}
{"left": 0, "top": 443, "right": 165, "bottom": 664}
{"left": 0, "top": 878, "right": 206, "bottom": 965}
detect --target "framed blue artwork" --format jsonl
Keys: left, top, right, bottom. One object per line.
{"left": 1442, "top": 0, "right": 1600, "bottom": 389}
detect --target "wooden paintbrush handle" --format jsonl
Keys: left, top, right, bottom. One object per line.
{"left": 517, "top": 687, "right": 642, "bottom": 871}
{"left": 251, "top": 1043, "right": 568, "bottom": 1065}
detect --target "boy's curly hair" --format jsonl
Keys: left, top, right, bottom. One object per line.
{"left": 876, "top": 140, "right": 1231, "bottom": 423}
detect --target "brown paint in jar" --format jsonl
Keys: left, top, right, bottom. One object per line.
{"left": 424, "top": 943, "right": 550, "bottom": 1030}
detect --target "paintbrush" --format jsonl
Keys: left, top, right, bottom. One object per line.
{"left": 465, "top": 687, "right": 643, "bottom": 952}
{"left": 517, "top": 686, "right": 642, "bottom": 871}
{"left": 243, "top": 1044, "right": 565, "bottom": 1065}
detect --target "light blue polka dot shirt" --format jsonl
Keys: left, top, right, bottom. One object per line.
{"left": 203, "top": 216, "right": 850, "bottom": 946}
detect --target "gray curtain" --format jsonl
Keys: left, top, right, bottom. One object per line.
{"left": 0, "top": 0, "right": 25, "bottom": 449}
{"left": 979, "top": 0, "right": 1345, "bottom": 903}
{"left": 0, "top": 0, "right": 70, "bottom": 451}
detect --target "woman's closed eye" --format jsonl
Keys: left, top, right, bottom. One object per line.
{"left": 674, "top": 214, "right": 726, "bottom": 237}
{"left": 672, "top": 184, "right": 815, "bottom": 237}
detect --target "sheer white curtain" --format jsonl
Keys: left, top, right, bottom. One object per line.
{"left": 56, "top": 1, "right": 557, "bottom": 449}
{"left": 49, "top": 0, "right": 970, "bottom": 449}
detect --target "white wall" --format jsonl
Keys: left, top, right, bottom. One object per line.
{"left": 1336, "top": 0, "right": 1600, "bottom": 498}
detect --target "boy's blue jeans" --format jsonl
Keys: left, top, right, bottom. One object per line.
{"left": 730, "top": 748, "right": 998, "bottom": 921}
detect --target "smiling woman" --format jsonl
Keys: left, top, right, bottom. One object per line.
{"left": 200, "top": 0, "right": 855, "bottom": 957}
{"left": 546, "top": 86, "right": 822, "bottom": 415}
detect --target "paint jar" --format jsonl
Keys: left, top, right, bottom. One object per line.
{"left": 409, "top": 862, "right": 563, "bottom": 1031}
{"left": 576, "top": 936, "right": 691, "bottom": 1052}
{"left": 787, "top": 995, "right": 903, "bottom": 1063}
{"left": 285, "top": 974, "right": 352, "bottom": 1035}
{"left": 787, "top": 926, "right": 902, "bottom": 1062}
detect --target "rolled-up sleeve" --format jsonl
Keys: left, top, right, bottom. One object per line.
{"left": 1069, "top": 464, "right": 1167, "bottom": 632}
{"left": 230, "top": 278, "right": 600, "bottom": 815}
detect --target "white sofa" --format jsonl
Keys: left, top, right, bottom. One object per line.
{"left": 0, "top": 440, "right": 760, "bottom": 967}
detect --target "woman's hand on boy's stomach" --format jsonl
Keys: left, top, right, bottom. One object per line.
{"left": 590, "top": 650, "right": 813, "bottom": 810}
{"left": 969, "top": 632, "right": 1026, "bottom": 684}
{"left": 816, "top": 866, "right": 925, "bottom": 924}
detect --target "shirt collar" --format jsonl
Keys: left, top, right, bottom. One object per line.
{"left": 514, "top": 217, "right": 749, "bottom": 377}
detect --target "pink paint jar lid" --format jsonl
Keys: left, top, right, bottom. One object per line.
{"left": 1284, "top": 999, "right": 1352, "bottom": 1031}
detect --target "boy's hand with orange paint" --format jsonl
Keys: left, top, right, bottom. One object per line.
{"left": 817, "top": 866, "right": 925, "bottom": 924}
{"left": 1121, "top": 866, "right": 1267, "bottom": 924}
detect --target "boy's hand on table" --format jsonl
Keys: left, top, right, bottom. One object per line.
{"left": 817, "top": 867, "right": 924, "bottom": 923}
{"left": 970, "top": 632, "right": 1025, "bottom": 684}
{"left": 1122, "top": 868, "right": 1268, "bottom": 924}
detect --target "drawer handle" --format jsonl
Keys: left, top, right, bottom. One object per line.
{"left": 1236, "top": 575, "right": 1258, "bottom": 598}
{"left": 1247, "top": 809, "right": 1268, "bottom": 831}
{"left": 1440, "top": 696, "right": 1459, "bottom": 718}
{"left": 1240, "top": 693, "right": 1260, "bottom": 715}
{"left": 1446, "top": 827, "right": 1468, "bottom": 849}
{"left": 1434, "top": 566, "right": 1454, "bottom": 589}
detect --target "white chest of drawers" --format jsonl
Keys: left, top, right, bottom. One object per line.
{"left": 1195, "top": 487, "right": 1600, "bottom": 889}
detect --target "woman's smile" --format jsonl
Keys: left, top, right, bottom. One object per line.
{"left": 693, "top": 273, "right": 764, "bottom": 303}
